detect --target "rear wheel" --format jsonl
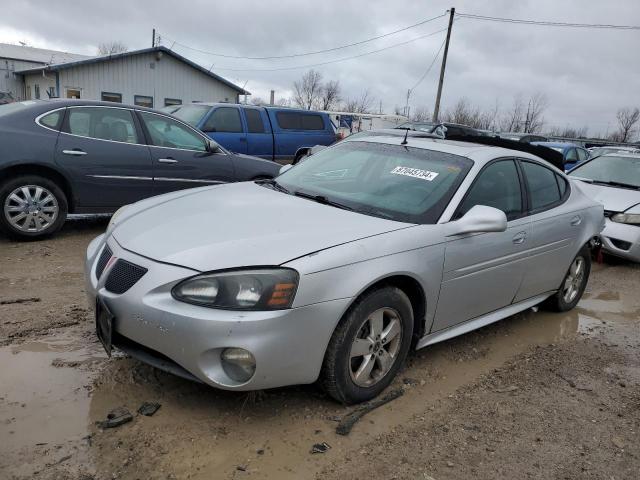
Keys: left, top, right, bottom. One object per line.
{"left": 0, "top": 175, "right": 68, "bottom": 240}
{"left": 546, "top": 246, "right": 591, "bottom": 312}
{"left": 321, "top": 286, "right": 413, "bottom": 404}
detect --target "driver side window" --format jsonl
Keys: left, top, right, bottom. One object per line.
{"left": 139, "top": 112, "right": 207, "bottom": 151}
{"left": 457, "top": 160, "right": 523, "bottom": 221}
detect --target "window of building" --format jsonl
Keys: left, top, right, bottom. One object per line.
{"left": 34, "top": 84, "right": 40, "bottom": 99}
{"left": 243, "top": 108, "right": 265, "bottom": 133}
{"left": 47, "top": 87, "right": 56, "bottom": 98}
{"left": 65, "top": 87, "right": 81, "bottom": 99}
{"left": 66, "top": 107, "right": 139, "bottom": 144}
{"left": 164, "top": 98, "right": 182, "bottom": 107}
{"left": 101, "top": 92, "right": 122, "bottom": 103}
{"left": 202, "top": 107, "right": 243, "bottom": 133}
{"left": 139, "top": 112, "right": 207, "bottom": 151}
{"left": 276, "top": 112, "right": 324, "bottom": 130}
{"left": 134, "top": 95, "right": 153, "bottom": 108}
{"left": 457, "top": 160, "right": 523, "bottom": 221}
{"left": 521, "top": 161, "right": 562, "bottom": 211}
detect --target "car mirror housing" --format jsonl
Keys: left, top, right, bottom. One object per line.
{"left": 206, "top": 139, "right": 221, "bottom": 153}
{"left": 446, "top": 205, "right": 508, "bottom": 237}
{"left": 279, "top": 164, "right": 293, "bottom": 175}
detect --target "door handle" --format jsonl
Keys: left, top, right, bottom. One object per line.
{"left": 570, "top": 215, "right": 582, "bottom": 226}
{"left": 158, "top": 158, "right": 178, "bottom": 164}
{"left": 512, "top": 231, "right": 527, "bottom": 244}
{"left": 62, "top": 149, "right": 87, "bottom": 156}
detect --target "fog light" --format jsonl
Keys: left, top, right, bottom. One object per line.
{"left": 221, "top": 348, "right": 256, "bottom": 382}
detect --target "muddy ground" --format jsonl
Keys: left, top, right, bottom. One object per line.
{"left": 1, "top": 219, "right": 639, "bottom": 480}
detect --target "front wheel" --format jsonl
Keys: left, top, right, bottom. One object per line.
{"left": 0, "top": 175, "right": 68, "bottom": 240}
{"left": 546, "top": 246, "right": 591, "bottom": 312}
{"left": 321, "top": 286, "right": 413, "bottom": 404}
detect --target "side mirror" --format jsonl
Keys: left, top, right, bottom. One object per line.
{"left": 279, "top": 164, "right": 293, "bottom": 175}
{"left": 446, "top": 205, "right": 507, "bottom": 237}
{"left": 206, "top": 139, "right": 221, "bottom": 153}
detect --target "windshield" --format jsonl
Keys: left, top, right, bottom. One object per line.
{"left": 276, "top": 141, "right": 473, "bottom": 223}
{"left": 570, "top": 155, "right": 640, "bottom": 189}
{"left": 168, "top": 104, "right": 211, "bottom": 127}
{"left": 549, "top": 147, "right": 565, "bottom": 154}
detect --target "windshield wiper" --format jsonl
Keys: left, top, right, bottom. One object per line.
{"left": 591, "top": 180, "right": 639, "bottom": 190}
{"left": 255, "top": 178, "right": 291, "bottom": 194}
{"left": 293, "top": 190, "right": 354, "bottom": 211}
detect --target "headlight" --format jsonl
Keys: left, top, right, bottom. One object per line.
{"left": 172, "top": 268, "right": 299, "bottom": 310}
{"left": 108, "top": 205, "right": 129, "bottom": 231}
{"left": 611, "top": 213, "right": 640, "bottom": 225}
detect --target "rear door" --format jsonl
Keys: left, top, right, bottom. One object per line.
{"left": 54, "top": 106, "right": 152, "bottom": 208}
{"left": 242, "top": 107, "right": 273, "bottom": 158}
{"left": 513, "top": 160, "right": 578, "bottom": 301}
{"left": 200, "top": 105, "right": 247, "bottom": 154}
{"left": 432, "top": 159, "right": 531, "bottom": 331}
{"left": 137, "top": 111, "right": 235, "bottom": 195}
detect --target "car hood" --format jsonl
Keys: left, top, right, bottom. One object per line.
{"left": 573, "top": 180, "right": 640, "bottom": 212}
{"left": 112, "top": 182, "right": 411, "bottom": 271}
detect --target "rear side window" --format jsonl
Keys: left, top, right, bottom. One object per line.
{"left": 458, "top": 160, "right": 523, "bottom": 221}
{"left": 65, "top": 107, "right": 139, "bottom": 144}
{"left": 556, "top": 174, "right": 568, "bottom": 197}
{"left": 39, "top": 110, "right": 63, "bottom": 130}
{"left": 565, "top": 148, "right": 578, "bottom": 162}
{"left": 521, "top": 161, "right": 562, "bottom": 211}
{"left": 244, "top": 108, "right": 265, "bottom": 133}
{"left": 576, "top": 148, "right": 588, "bottom": 162}
{"left": 203, "top": 107, "right": 243, "bottom": 133}
{"left": 276, "top": 112, "right": 325, "bottom": 130}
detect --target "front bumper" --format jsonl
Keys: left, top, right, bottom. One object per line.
{"left": 600, "top": 218, "right": 640, "bottom": 262}
{"left": 84, "top": 235, "right": 351, "bottom": 390}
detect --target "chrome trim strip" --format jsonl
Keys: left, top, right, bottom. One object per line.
{"left": 89, "top": 175, "right": 153, "bottom": 181}
{"left": 87, "top": 175, "right": 223, "bottom": 184}
{"left": 154, "top": 177, "right": 224, "bottom": 184}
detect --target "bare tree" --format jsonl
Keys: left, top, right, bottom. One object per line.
{"left": 411, "top": 106, "right": 431, "bottom": 122}
{"left": 547, "top": 125, "right": 589, "bottom": 139}
{"left": 97, "top": 41, "right": 128, "bottom": 56}
{"left": 522, "top": 93, "right": 547, "bottom": 133}
{"left": 500, "top": 95, "right": 525, "bottom": 133}
{"left": 293, "top": 70, "right": 323, "bottom": 110}
{"left": 342, "top": 89, "right": 374, "bottom": 114}
{"left": 319, "top": 80, "right": 341, "bottom": 111}
{"left": 250, "top": 97, "right": 267, "bottom": 106}
{"left": 612, "top": 107, "right": 640, "bottom": 142}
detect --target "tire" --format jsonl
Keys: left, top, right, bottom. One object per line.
{"left": 546, "top": 246, "right": 591, "bottom": 312}
{"left": 321, "top": 286, "right": 414, "bottom": 404}
{"left": 0, "top": 175, "right": 68, "bottom": 240}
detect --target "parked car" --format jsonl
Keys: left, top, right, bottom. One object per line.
{"left": 162, "top": 103, "right": 337, "bottom": 163}
{"left": 531, "top": 141, "right": 589, "bottom": 171}
{"left": 0, "top": 91, "right": 15, "bottom": 105}
{"left": 86, "top": 135, "right": 603, "bottom": 404}
{"left": 0, "top": 100, "right": 280, "bottom": 240}
{"left": 396, "top": 121, "right": 486, "bottom": 138}
{"left": 588, "top": 145, "right": 640, "bottom": 157}
{"left": 569, "top": 153, "right": 640, "bottom": 262}
{"left": 498, "top": 132, "right": 548, "bottom": 143}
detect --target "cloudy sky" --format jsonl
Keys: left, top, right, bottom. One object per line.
{"left": 2, "top": 0, "right": 639, "bottom": 137}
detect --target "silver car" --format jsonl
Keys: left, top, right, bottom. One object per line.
{"left": 85, "top": 136, "right": 604, "bottom": 404}
{"left": 569, "top": 153, "right": 640, "bottom": 262}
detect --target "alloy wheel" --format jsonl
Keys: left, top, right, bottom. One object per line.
{"left": 562, "top": 256, "right": 585, "bottom": 304}
{"left": 3, "top": 185, "right": 59, "bottom": 233}
{"left": 349, "top": 307, "right": 403, "bottom": 387}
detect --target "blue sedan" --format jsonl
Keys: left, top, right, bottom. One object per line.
{"left": 531, "top": 141, "right": 590, "bottom": 171}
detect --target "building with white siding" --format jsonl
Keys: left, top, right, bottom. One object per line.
{"left": 3, "top": 44, "right": 248, "bottom": 106}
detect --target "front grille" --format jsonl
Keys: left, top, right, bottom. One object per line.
{"left": 104, "top": 259, "right": 148, "bottom": 294}
{"left": 95, "top": 245, "right": 112, "bottom": 280}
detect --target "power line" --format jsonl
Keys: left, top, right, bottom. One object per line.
{"left": 162, "top": 12, "right": 447, "bottom": 60}
{"left": 211, "top": 28, "right": 448, "bottom": 72}
{"left": 409, "top": 38, "right": 446, "bottom": 93}
{"left": 456, "top": 12, "right": 640, "bottom": 30}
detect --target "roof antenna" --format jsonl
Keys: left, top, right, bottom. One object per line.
{"left": 401, "top": 128, "right": 409, "bottom": 145}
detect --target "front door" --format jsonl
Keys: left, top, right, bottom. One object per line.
{"left": 54, "top": 106, "right": 153, "bottom": 209}
{"left": 200, "top": 106, "right": 248, "bottom": 154}
{"left": 136, "top": 111, "right": 235, "bottom": 195}
{"left": 432, "top": 159, "right": 530, "bottom": 331}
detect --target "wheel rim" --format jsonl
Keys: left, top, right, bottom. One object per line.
{"left": 562, "top": 256, "right": 585, "bottom": 303}
{"left": 349, "top": 307, "right": 403, "bottom": 387}
{"left": 3, "top": 185, "right": 59, "bottom": 233}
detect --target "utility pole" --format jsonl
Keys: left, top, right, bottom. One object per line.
{"left": 432, "top": 7, "right": 455, "bottom": 123}
{"left": 152, "top": 28, "right": 156, "bottom": 48}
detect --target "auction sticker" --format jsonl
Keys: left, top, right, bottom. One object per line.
{"left": 390, "top": 166, "right": 439, "bottom": 181}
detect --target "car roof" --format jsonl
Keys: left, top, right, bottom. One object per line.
{"left": 346, "top": 135, "right": 546, "bottom": 166}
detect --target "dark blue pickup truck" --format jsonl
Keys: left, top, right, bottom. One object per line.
{"left": 162, "top": 103, "right": 337, "bottom": 163}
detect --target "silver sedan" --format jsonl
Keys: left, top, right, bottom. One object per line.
{"left": 85, "top": 136, "right": 604, "bottom": 404}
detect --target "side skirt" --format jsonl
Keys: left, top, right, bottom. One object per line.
{"left": 416, "top": 292, "right": 554, "bottom": 350}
